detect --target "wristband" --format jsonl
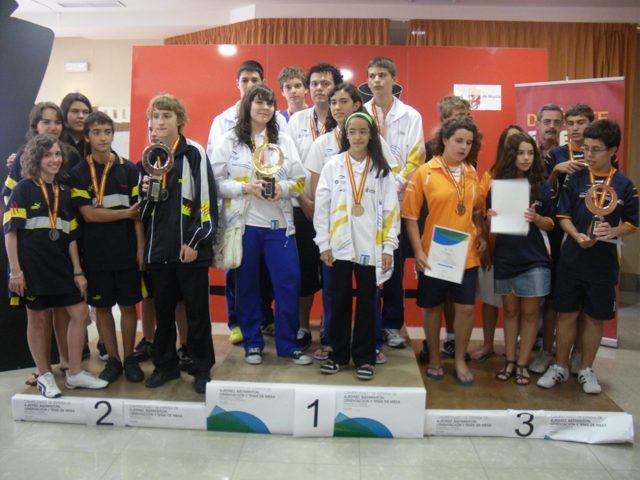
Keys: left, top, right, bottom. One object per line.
{"left": 73, "top": 272, "right": 85, "bottom": 277}
{"left": 9, "top": 271, "right": 23, "bottom": 279}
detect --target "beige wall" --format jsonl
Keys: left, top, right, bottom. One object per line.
{"left": 620, "top": 32, "right": 640, "bottom": 288}
{"left": 36, "top": 38, "right": 161, "bottom": 109}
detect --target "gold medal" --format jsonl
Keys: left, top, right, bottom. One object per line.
{"left": 345, "top": 152, "right": 371, "bottom": 218}
{"left": 351, "top": 204, "right": 365, "bottom": 217}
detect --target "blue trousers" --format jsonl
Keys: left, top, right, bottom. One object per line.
{"left": 226, "top": 260, "right": 274, "bottom": 330}
{"left": 381, "top": 245, "right": 404, "bottom": 330}
{"left": 321, "top": 263, "right": 383, "bottom": 350}
{"left": 236, "top": 226, "right": 300, "bottom": 356}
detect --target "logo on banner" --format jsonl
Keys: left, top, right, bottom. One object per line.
{"left": 454, "top": 84, "right": 502, "bottom": 111}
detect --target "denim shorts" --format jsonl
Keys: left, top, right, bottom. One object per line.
{"left": 495, "top": 267, "right": 550, "bottom": 298}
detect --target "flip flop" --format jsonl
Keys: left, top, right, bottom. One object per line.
{"left": 426, "top": 366, "right": 444, "bottom": 381}
{"left": 472, "top": 351, "right": 495, "bottom": 362}
{"left": 453, "top": 370, "right": 475, "bottom": 386}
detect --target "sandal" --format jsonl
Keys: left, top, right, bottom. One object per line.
{"left": 515, "top": 364, "right": 531, "bottom": 386}
{"left": 426, "top": 365, "right": 444, "bottom": 381}
{"left": 496, "top": 360, "right": 516, "bottom": 382}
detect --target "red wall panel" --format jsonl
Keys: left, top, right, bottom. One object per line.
{"left": 131, "top": 44, "right": 548, "bottom": 326}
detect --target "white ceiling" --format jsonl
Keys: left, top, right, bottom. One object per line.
{"left": 12, "top": 0, "right": 640, "bottom": 40}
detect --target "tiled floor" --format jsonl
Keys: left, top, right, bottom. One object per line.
{"left": 0, "top": 293, "right": 638, "bottom": 480}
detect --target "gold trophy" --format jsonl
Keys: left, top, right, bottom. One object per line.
{"left": 584, "top": 183, "right": 618, "bottom": 239}
{"left": 252, "top": 143, "right": 284, "bottom": 199}
{"left": 141, "top": 142, "right": 174, "bottom": 202}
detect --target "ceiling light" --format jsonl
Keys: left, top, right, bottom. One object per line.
{"left": 340, "top": 68, "right": 353, "bottom": 82}
{"left": 218, "top": 45, "right": 238, "bottom": 57}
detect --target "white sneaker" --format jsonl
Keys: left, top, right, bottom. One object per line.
{"left": 578, "top": 368, "right": 602, "bottom": 394}
{"left": 537, "top": 364, "right": 569, "bottom": 389}
{"left": 64, "top": 370, "right": 108, "bottom": 390}
{"left": 530, "top": 351, "right": 554, "bottom": 374}
{"left": 244, "top": 347, "right": 263, "bottom": 365}
{"left": 37, "top": 372, "right": 61, "bottom": 398}
{"left": 384, "top": 329, "right": 407, "bottom": 349}
{"left": 570, "top": 352, "right": 582, "bottom": 375}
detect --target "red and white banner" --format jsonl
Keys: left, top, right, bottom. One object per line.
{"left": 516, "top": 77, "right": 626, "bottom": 346}
{"left": 515, "top": 77, "right": 626, "bottom": 169}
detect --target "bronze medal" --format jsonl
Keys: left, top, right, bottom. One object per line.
{"left": 456, "top": 203, "right": 466, "bottom": 216}
{"left": 352, "top": 204, "right": 365, "bottom": 217}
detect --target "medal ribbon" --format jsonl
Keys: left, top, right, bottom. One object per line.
{"left": 437, "top": 157, "right": 466, "bottom": 210}
{"left": 345, "top": 152, "right": 371, "bottom": 210}
{"left": 310, "top": 109, "right": 326, "bottom": 141}
{"left": 371, "top": 101, "right": 388, "bottom": 137}
{"left": 87, "top": 153, "right": 114, "bottom": 207}
{"left": 38, "top": 178, "right": 59, "bottom": 230}
{"left": 589, "top": 168, "right": 616, "bottom": 210}
{"left": 155, "top": 136, "right": 181, "bottom": 190}
{"left": 568, "top": 141, "right": 584, "bottom": 163}
{"left": 333, "top": 127, "right": 341, "bottom": 145}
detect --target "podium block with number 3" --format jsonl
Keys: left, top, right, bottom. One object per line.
{"left": 293, "top": 387, "right": 336, "bottom": 437}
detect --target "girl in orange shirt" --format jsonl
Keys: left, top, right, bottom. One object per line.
{"left": 403, "top": 116, "right": 485, "bottom": 385}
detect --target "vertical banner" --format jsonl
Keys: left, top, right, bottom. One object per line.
{"left": 515, "top": 77, "right": 626, "bottom": 345}
{"left": 515, "top": 77, "right": 626, "bottom": 168}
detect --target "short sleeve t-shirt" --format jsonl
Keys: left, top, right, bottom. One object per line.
{"left": 69, "top": 155, "right": 140, "bottom": 272}
{"left": 556, "top": 168, "right": 639, "bottom": 284}
{"left": 3, "top": 179, "right": 79, "bottom": 296}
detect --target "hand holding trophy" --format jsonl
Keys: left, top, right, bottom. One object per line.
{"left": 252, "top": 143, "right": 284, "bottom": 199}
{"left": 141, "top": 132, "right": 174, "bottom": 202}
{"left": 584, "top": 182, "right": 618, "bottom": 240}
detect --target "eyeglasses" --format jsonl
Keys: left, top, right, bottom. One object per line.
{"left": 581, "top": 145, "right": 608, "bottom": 154}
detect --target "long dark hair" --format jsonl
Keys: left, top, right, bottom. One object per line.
{"left": 235, "top": 84, "right": 279, "bottom": 148}
{"left": 325, "top": 83, "right": 363, "bottom": 132}
{"left": 494, "top": 133, "right": 545, "bottom": 201}
{"left": 491, "top": 124, "right": 524, "bottom": 174}
{"left": 340, "top": 112, "right": 390, "bottom": 178}
{"left": 432, "top": 116, "right": 482, "bottom": 168}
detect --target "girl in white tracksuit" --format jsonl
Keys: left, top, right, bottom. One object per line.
{"left": 314, "top": 112, "right": 399, "bottom": 380}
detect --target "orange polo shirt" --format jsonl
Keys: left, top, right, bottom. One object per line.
{"left": 402, "top": 157, "right": 482, "bottom": 269}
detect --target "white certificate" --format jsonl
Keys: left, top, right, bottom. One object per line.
{"left": 425, "top": 225, "right": 470, "bottom": 284}
{"left": 490, "top": 178, "right": 530, "bottom": 235}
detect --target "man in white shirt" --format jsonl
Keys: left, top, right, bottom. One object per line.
{"left": 287, "top": 63, "right": 344, "bottom": 350}
{"left": 206, "top": 60, "right": 287, "bottom": 158}
{"left": 364, "top": 56, "right": 426, "bottom": 349}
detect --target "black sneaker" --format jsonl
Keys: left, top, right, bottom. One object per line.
{"left": 192, "top": 373, "right": 210, "bottom": 394}
{"left": 441, "top": 339, "right": 455, "bottom": 357}
{"left": 419, "top": 340, "right": 430, "bottom": 364}
{"left": 133, "top": 338, "right": 153, "bottom": 361}
{"left": 123, "top": 355, "right": 144, "bottom": 383}
{"left": 177, "top": 345, "right": 194, "bottom": 372}
{"left": 98, "top": 357, "right": 123, "bottom": 383}
{"left": 440, "top": 339, "right": 471, "bottom": 361}
{"left": 296, "top": 330, "right": 312, "bottom": 351}
{"left": 97, "top": 341, "right": 109, "bottom": 361}
{"left": 144, "top": 366, "right": 181, "bottom": 388}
